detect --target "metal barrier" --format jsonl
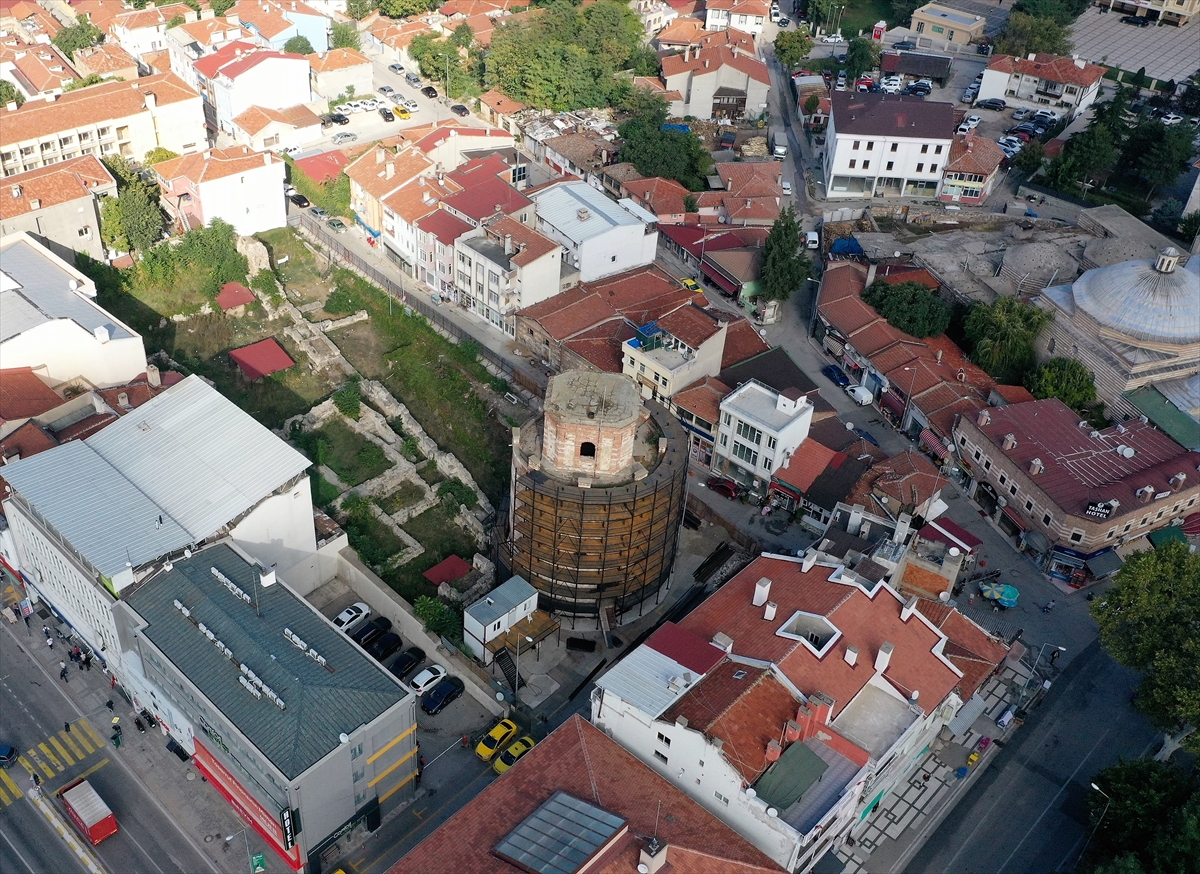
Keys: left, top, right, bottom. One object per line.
{"left": 286, "top": 213, "right": 540, "bottom": 394}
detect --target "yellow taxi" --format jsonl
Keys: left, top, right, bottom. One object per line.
{"left": 475, "top": 718, "right": 519, "bottom": 762}
{"left": 395, "top": 108, "right": 412, "bottom": 120}
{"left": 680, "top": 277, "right": 701, "bottom": 293}
{"left": 493, "top": 735, "right": 536, "bottom": 775}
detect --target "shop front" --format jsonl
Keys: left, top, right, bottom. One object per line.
{"left": 997, "top": 504, "right": 1028, "bottom": 539}
{"left": 974, "top": 480, "right": 999, "bottom": 517}
{"left": 1046, "top": 545, "right": 1089, "bottom": 585}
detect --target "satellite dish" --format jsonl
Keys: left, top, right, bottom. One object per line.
{"left": 845, "top": 421, "right": 854, "bottom": 430}
{"left": 339, "top": 733, "right": 350, "bottom": 744}
{"left": 759, "top": 328, "right": 767, "bottom": 337}
{"left": 894, "top": 251, "right": 901, "bottom": 257}
{"left": 767, "top": 807, "right": 779, "bottom": 818}
{"left": 948, "top": 547, "right": 960, "bottom": 557}
{"left": 939, "top": 591, "right": 950, "bottom": 602}
{"left": 746, "top": 788, "right": 757, "bottom": 798}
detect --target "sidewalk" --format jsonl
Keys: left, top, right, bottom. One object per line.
{"left": 22, "top": 612, "right": 275, "bottom": 874}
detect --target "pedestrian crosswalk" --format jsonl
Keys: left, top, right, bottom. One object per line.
{"left": 0, "top": 719, "right": 108, "bottom": 809}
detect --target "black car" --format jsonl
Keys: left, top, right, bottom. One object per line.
{"left": 893, "top": 40, "right": 916, "bottom": 50}
{"left": 421, "top": 86, "right": 438, "bottom": 99}
{"left": 368, "top": 631, "right": 403, "bottom": 662}
{"left": 450, "top": 104, "right": 470, "bottom": 117}
{"left": 835, "top": 53, "right": 847, "bottom": 63}
{"left": 288, "top": 193, "right": 310, "bottom": 208}
{"left": 906, "top": 83, "right": 931, "bottom": 95}
{"left": 389, "top": 646, "right": 425, "bottom": 680}
{"left": 421, "top": 676, "right": 465, "bottom": 715}
{"left": 329, "top": 112, "right": 350, "bottom": 125}
{"left": 350, "top": 616, "right": 392, "bottom": 649}
{"left": 975, "top": 98, "right": 1007, "bottom": 111}
{"left": 1121, "top": 14, "right": 1151, "bottom": 25}
{"left": 379, "top": 107, "right": 395, "bottom": 122}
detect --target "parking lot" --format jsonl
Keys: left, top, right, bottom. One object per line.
{"left": 1070, "top": 5, "right": 1200, "bottom": 84}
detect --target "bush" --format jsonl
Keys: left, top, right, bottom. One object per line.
{"left": 414, "top": 595, "right": 462, "bottom": 639}
{"left": 137, "top": 219, "right": 248, "bottom": 298}
{"left": 324, "top": 279, "right": 363, "bottom": 315}
{"left": 1025, "top": 357, "right": 1097, "bottom": 409}
{"left": 333, "top": 379, "right": 361, "bottom": 419}
{"left": 285, "top": 157, "right": 351, "bottom": 218}
{"left": 249, "top": 268, "right": 281, "bottom": 303}
{"left": 862, "top": 280, "right": 951, "bottom": 337}
{"left": 436, "top": 478, "right": 477, "bottom": 509}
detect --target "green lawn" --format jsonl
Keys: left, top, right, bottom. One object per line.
{"left": 294, "top": 418, "right": 393, "bottom": 487}
{"left": 310, "top": 472, "right": 341, "bottom": 509}
{"left": 382, "top": 503, "right": 479, "bottom": 603}
{"left": 417, "top": 462, "right": 445, "bottom": 486}
{"left": 839, "top": 0, "right": 894, "bottom": 38}
{"left": 377, "top": 481, "right": 426, "bottom": 514}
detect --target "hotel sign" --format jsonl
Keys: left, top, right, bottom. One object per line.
{"left": 1085, "top": 501, "right": 1113, "bottom": 519}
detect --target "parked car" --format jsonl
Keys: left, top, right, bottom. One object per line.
{"left": 310, "top": 206, "right": 328, "bottom": 219}
{"left": 893, "top": 40, "right": 916, "bottom": 50}
{"left": 1011, "top": 107, "right": 1033, "bottom": 120}
{"left": 778, "top": 16, "right": 790, "bottom": 26}
{"left": 333, "top": 601, "right": 370, "bottom": 631}
{"left": 379, "top": 107, "right": 395, "bottom": 122}
{"left": 975, "top": 98, "right": 1006, "bottom": 111}
{"left": 288, "top": 193, "right": 310, "bottom": 208}
{"left": 962, "top": 114, "right": 982, "bottom": 130}
{"left": 326, "top": 218, "right": 348, "bottom": 233}
{"left": 368, "top": 631, "right": 404, "bottom": 662}
{"left": 420, "top": 676, "right": 465, "bottom": 715}
{"left": 782, "top": 180, "right": 793, "bottom": 196}
{"left": 883, "top": 81, "right": 904, "bottom": 94}
{"left": 962, "top": 87, "right": 978, "bottom": 103}
{"left": 1007, "top": 130, "right": 1033, "bottom": 143}
{"left": 406, "top": 72, "right": 422, "bottom": 86}
{"left": 475, "top": 719, "right": 520, "bottom": 762}
{"left": 378, "top": 85, "right": 394, "bottom": 95}
{"left": 329, "top": 113, "right": 350, "bottom": 126}
{"left": 1161, "top": 113, "right": 1184, "bottom": 125}
{"left": 388, "top": 63, "right": 405, "bottom": 74}
{"left": 820, "top": 33, "right": 845, "bottom": 43}
{"left": 409, "top": 664, "right": 448, "bottom": 695}
{"left": 822, "top": 364, "right": 851, "bottom": 387}
{"left": 1121, "top": 14, "right": 1151, "bottom": 25}
{"left": 319, "top": 114, "right": 335, "bottom": 128}
{"left": 450, "top": 104, "right": 470, "bottom": 117}
{"left": 421, "top": 86, "right": 438, "bottom": 98}
{"left": 389, "top": 647, "right": 425, "bottom": 680}
{"left": 493, "top": 735, "right": 536, "bottom": 775}
{"left": 331, "top": 132, "right": 357, "bottom": 145}
{"left": 0, "top": 744, "right": 16, "bottom": 768}
{"left": 350, "top": 616, "right": 392, "bottom": 649}
{"left": 1033, "top": 109, "right": 1061, "bottom": 123}
{"left": 398, "top": 98, "right": 420, "bottom": 112}
{"left": 680, "top": 277, "right": 701, "bottom": 293}
{"left": 845, "top": 384, "right": 874, "bottom": 405}
{"left": 706, "top": 476, "right": 742, "bottom": 499}
{"left": 394, "top": 107, "right": 412, "bottom": 120}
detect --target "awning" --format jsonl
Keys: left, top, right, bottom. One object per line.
{"left": 770, "top": 480, "right": 803, "bottom": 501}
{"left": 919, "top": 518, "right": 983, "bottom": 552}
{"left": 1084, "top": 550, "right": 1123, "bottom": 578}
{"left": 946, "top": 694, "right": 988, "bottom": 738}
{"left": 1148, "top": 525, "right": 1186, "bottom": 549}
{"left": 353, "top": 213, "right": 382, "bottom": 238}
{"left": 823, "top": 335, "right": 845, "bottom": 356}
{"left": 700, "top": 261, "right": 740, "bottom": 295}
{"left": 1183, "top": 513, "right": 1200, "bottom": 536}
{"left": 879, "top": 390, "right": 905, "bottom": 417}
{"left": 920, "top": 428, "right": 948, "bottom": 458}
{"left": 1001, "top": 506, "right": 1028, "bottom": 531}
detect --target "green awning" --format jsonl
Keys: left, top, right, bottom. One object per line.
{"left": 1148, "top": 526, "right": 1186, "bottom": 549}
{"left": 753, "top": 741, "right": 828, "bottom": 811}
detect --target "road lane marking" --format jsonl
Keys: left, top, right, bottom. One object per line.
{"left": 38, "top": 742, "right": 63, "bottom": 770}
{"left": 74, "top": 758, "right": 109, "bottom": 782}
{"left": 60, "top": 731, "right": 85, "bottom": 759}
{"left": 74, "top": 727, "right": 96, "bottom": 755}
{"left": 0, "top": 767, "right": 21, "bottom": 802}
{"left": 30, "top": 788, "right": 107, "bottom": 874}
{"left": 81, "top": 720, "right": 104, "bottom": 749}
{"left": 22, "top": 753, "right": 55, "bottom": 780}
{"left": 48, "top": 736, "right": 74, "bottom": 766}
{"left": 0, "top": 785, "right": 12, "bottom": 806}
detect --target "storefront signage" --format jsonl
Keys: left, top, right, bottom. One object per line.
{"left": 1084, "top": 501, "right": 1113, "bottom": 519}
{"left": 280, "top": 808, "right": 295, "bottom": 850}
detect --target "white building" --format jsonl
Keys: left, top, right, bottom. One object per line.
{"left": 0, "top": 73, "right": 205, "bottom": 177}
{"left": 453, "top": 215, "right": 562, "bottom": 336}
{"left": 463, "top": 575, "right": 538, "bottom": 663}
{"left": 978, "top": 52, "right": 1105, "bottom": 119}
{"left": 529, "top": 180, "right": 658, "bottom": 282}
{"left": 592, "top": 554, "right": 1008, "bottom": 873}
{"left": 209, "top": 50, "right": 312, "bottom": 136}
{"left": 154, "top": 147, "right": 287, "bottom": 236}
{"left": 703, "top": 0, "right": 768, "bottom": 34}
{"left": 111, "top": 3, "right": 197, "bottom": 59}
{"left": 0, "top": 233, "right": 146, "bottom": 388}
{"left": 0, "top": 375, "right": 316, "bottom": 675}
{"left": 622, "top": 304, "right": 729, "bottom": 402}
{"left": 824, "top": 92, "right": 954, "bottom": 199}
{"left": 714, "top": 379, "right": 814, "bottom": 480}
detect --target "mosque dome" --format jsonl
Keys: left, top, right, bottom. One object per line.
{"left": 1068, "top": 248, "right": 1200, "bottom": 345}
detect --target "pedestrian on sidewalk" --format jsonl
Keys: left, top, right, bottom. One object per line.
{"left": 59, "top": 660, "right": 66, "bottom": 671}
{"left": 46, "top": 636, "right": 54, "bottom": 650}
{"left": 1050, "top": 648, "right": 1062, "bottom": 665}
{"left": 42, "top": 625, "right": 50, "bottom": 638}
{"left": 83, "top": 654, "right": 92, "bottom": 671}
{"left": 59, "top": 666, "right": 68, "bottom": 682}
{"left": 105, "top": 699, "right": 114, "bottom": 712}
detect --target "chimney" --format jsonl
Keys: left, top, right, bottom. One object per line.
{"left": 802, "top": 549, "right": 818, "bottom": 572}
{"left": 263, "top": 152, "right": 271, "bottom": 165}
{"left": 1027, "top": 52, "right": 1036, "bottom": 60}
{"left": 675, "top": 715, "right": 688, "bottom": 729}
{"left": 936, "top": 348, "right": 943, "bottom": 364}
{"left": 763, "top": 601, "right": 777, "bottom": 621}
{"left": 504, "top": 233, "right": 513, "bottom": 254}
{"left": 1002, "top": 433, "right": 1017, "bottom": 450}
{"left": 386, "top": 161, "right": 394, "bottom": 179}
{"left": 752, "top": 576, "right": 771, "bottom": 607}
{"left": 684, "top": 45, "right": 691, "bottom": 62}
{"left": 1170, "top": 472, "right": 1187, "bottom": 491}
{"left": 117, "top": 391, "right": 129, "bottom": 407}
{"left": 977, "top": 409, "right": 990, "bottom": 426}
{"left": 93, "top": 325, "right": 110, "bottom": 344}
{"left": 865, "top": 262, "right": 877, "bottom": 285}
{"left": 711, "top": 631, "right": 733, "bottom": 652}
{"left": 376, "top": 147, "right": 385, "bottom": 164}
{"left": 1074, "top": 57, "right": 1084, "bottom": 68}
{"left": 4, "top": 101, "right": 16, "bottom": 111}
{"left": 1137, "top": 486, "right": 1154, "bottom": 504}
{"left": 900, "top": 595, "right": 919, "bottom": 621}
{"left": 705, "top": 59, "right": 710, "bottom": 69}
{"left": 874, "top": 642, "right": 894, "bottom": 673}
{"left": 260, "top": 568, "right": 276, "bottom": 587}
{"left": 765, "top": 739, "right": 782, "bottom": 763}
{"left": 144, "top": 90, "right": 156, "bottom": 110}
{"left": 1030, "top": 457, "right": 1043, "bottom": 475}
{"left": 29, "top": 198, "right": 39, "bottom": 210}
{"left": 844, "top": 645, "right": 858, "bottom": 667}
{"left": 784, "top": 720, "right": 801, "bottom": 743}
{"left": 639, "top": 838, "right": 669, "bottom": 874}
{"left": 147, "top": 364, "right": 161, "bottom": 387}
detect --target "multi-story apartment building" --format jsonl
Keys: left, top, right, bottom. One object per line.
{"left": 953, "top": 399, "right": 1200, "bottom": 582}
{"left": 0, "top": 156, "right": 116, "bottom": 262}
{"left": 529, "top": 180, "right": 658, "bottom": 282}
{"left": 978, "top": 52, "right": 1106, "bottom": 118}
{"left": 208, "top": 49, "right": 311, "bottom": 135}
{"left": 110, "top": 3, "right": 195, "bottom": 58}
{"left": 824, "top": 92, "right": 954, "bottom": 198}
{"left": 0, "top": 73, "right": 204, "bottom": 177}
{"left": 714, "top": 379, "right": 814, "bottom": 480}
{"left": 453, "top": 216, "right": 562, "bottom": 335}
{"left": 703, "top": 0, "right": 768, "bottom": 34}
{"left": 661, "top": 42, "right": 771, "bottom": 122}
{"left": 154, "top": 146, "right": 287, "bottom": 236}
{"left": 622, "top": 304, "right": 730, "bottom": 401}
{"left": 229, "top": 0, "right": 330, "bottom": 52}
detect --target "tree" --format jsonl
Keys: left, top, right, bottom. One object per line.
{"left": 112, "top": 186, "right": 165, "bottom": 252}
{"left": 891, "top": 0, "right": 925, "bottom": 24}
{"left": 451, "top": 22, "right": 474, "bottom": 49}
{"left": 803, "top": 93, "right": 820, "bottom": 116}
{"left": 52, "top": 15, "right": 103, "bottom": 59}
{"left": 995, "top": 13, "right": 1072, "bottom": 57}
{"left": 1151, "top": 198, "right": 1183, "bottom": 233}
{"left": 619, "top": 87, "right": 668, "bottom": 128}
{"left": 862, "top": 279, "right": 952, "bottom": 337}
{"left": 1133, "top": 123, "right": 1195, "bottom": 195}
{"left": 759, "top": 207, "right": 811, "bottom": 303}
{"left": 0, "top": 79, "right": 23, "bottom": 107}
{"left": 1012, "top": 0, "right": 1088, "bottom": 25}
{"left": 683, "top": 193, "right": 698, "bottom": 213}
{"left": 210, "top": 0, "right": 236, "bottom": 14}
{"left": 1012, "top": 138, "right": 1044, "bottom": 174}
{"left": 1025, "top": 358, "right": 1096, "bottom": 408}
{"left": 963, "top": 296, "right": 1052, "bottom": 383}
{"left": 331, "top": 21, "right": 360, "bottom": 50}
{"left": 165, "top": 14, "right": 185, "bottom": 28}
{"left": 144, "top": 147, "right": 180, "bottom": 166}
{"left": 284, "top": 35, "right": 314, "bottom": 54}
{"left": 844, "top": 37, "right": 880, "bottom": 81}
{"left": 1092, "top": 540, "right": 1200, "bottom": 758}
{"left": 774, "top": 30, "right": 813, "bottom": 68}
{"left": 380, "top": 0, "right": 432, "bottom": 16}
{"left": 1083, "top": 759, "right": 1199, "bottom": 872}
{"left": 617, "top": 114, "right": 712, "bottom": 190}
{"left": 346, "top": 0, "right": 377, "bottom": 17}
{"left": 63, "top": 73, "right": 120, "bottom": 92}
{"left": 1179, "top": 210, "right": 1200, "bottom": 244}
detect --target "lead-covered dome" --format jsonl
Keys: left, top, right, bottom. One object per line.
{"left": 1068, "top": 249, "right": 1200, "bottom": 345}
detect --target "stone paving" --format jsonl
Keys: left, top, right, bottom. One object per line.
{"left": 1069, "top": 6, "right": 1200, "bottom": 83}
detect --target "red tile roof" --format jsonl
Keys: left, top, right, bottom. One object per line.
{"left": 441, "top": 174, "right": 530, "bottom": 222}
{"left": 914, "top": 600, "right": 1008, "bottom": 699}
{"left": 388, "top": 715, "right": 785, "bottom": 874}
{"left": 662, "top": 42, "right": 769, "bottom": 85}
{"left": 846, "top": 450, "right": 942, "bottom": 511}
{"left": 773, "top": 439, "right": 839, "bottom": 493}
{"left": 155, "top": 146, "right": 279, "bottom": 185}
{"left": 422, "top": 554, "right": 472, "bottom": 584}
{"left": 192, "top": 40, "right": 258, "bottom": 80}
{"left": 657, "top": 303, "right": 722, "bottom": 347}
{"left": 719, "top": 317, "right": 770, "bottom": 368}
{"left": 0, "top": 155, "right": 114, "bottom": 218}
{"left": 307, "top": 48, "right": 370, "bottom": 73}
{"left": 623, "top": 176, "right": 691, "bottom": 217}
{"left": 561, "top": 322, "right": 635, "bottom": 372}
{"left": 644, "top": 620, "right": 726, "bottom": 675}
{"left": 293, "top": 149, "right": 348, "bottom": 183}
{"left": 673, "top": 376, "right": 730, "bottom": 426}
{"left": 216, "top": 281, "right": 255, "bottom": 310}
{"left": 946, "top": 134, "right": 1005, "bottom": 178}
{"left": 484, "top": 215, "right": 559, "bottom": 268}
{"left": 211, "top": 49, "right": 306, "bottom": 81}
{"left": 992, "top": 384, "right": 1035, "bottom": 404}
{"left": 966, "top": 398, "right": 1200, "bottom": 519}
{"left": 232, "top": 103, "right": 321, "bottom": 136}
{"left": 479, "top": 88, "right": 526, "bottom": 115}
{"left": 0, "top": 367, "right": 61, "bottom": 420}
{"left": 228, "top": 337, "right": 295, "bottom": 380}
{"left": 416, "top": 208, "right": 473, "bottom": 246}
{"left": 680, "top": 556, "right": 964, "bottom": 720}
{"left": 0, "top": 419, "right": 58, "bottom": 460}
{"left": 987, "top": 52, "right": 1105, "bottom": 88}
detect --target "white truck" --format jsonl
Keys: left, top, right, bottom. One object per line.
{"left": 770, "top": 126, "right": 788, "bottom": 159}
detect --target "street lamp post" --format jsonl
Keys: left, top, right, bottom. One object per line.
{"left": 1018, "top": 643, "right": 1066, "bottom": 708}
{"left": 513, "top": 634, "right": 533, "bottom": 706}
{"left": 1078, "top": 783, "right": 1112, "bottom": 865}
{"left": 900, "top": 365, "right": 918, "bottom": 434}
{"left": 225, "top": 830, "right": 254, "bottom": 874}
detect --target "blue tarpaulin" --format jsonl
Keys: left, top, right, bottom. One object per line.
{"left": 830, "top": 236, "right": 864, "bottom": 255}
{"left": 661, "top": 124, "right": 691, "bottom": 133}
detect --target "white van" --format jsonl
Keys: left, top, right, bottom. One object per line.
{"left": 805, "top": 231, "right": 820, "bottom": 249}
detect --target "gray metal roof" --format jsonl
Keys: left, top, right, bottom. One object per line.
{"left": 1, "top": 375, "right": 311, "bottom": 578}
{"left": 465, "top": 575, "right": 537, "bottom": 626}
{"left": 594, "top": 643, "right": 698, "bottom": 718}
{"left": 1, "top": 441, "right": 193, "bottom": 578}
{"left": 532, "top": 182, "right": 640, "bottom": 244}
{"left": 0, "top": 237, "right": 133, "bottom": 344}
{"left": 493, "top": 791, "right": 626, "bottom": 874}
{"left": 124, "top": 543, "right": 406, "bottom": 779}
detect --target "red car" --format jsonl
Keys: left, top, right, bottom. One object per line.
{"left": 706, "top": 476, "right": 742, "bottom": 499}
{"left": 855, "top": 76, "right": 874, "bottom": 87}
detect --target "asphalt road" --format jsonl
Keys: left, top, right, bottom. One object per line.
{"left": 904, "top": 640, "right": 1159, "bottom": 874}
{"left": 0, "top": 621, "right": 217, "bottom": 874}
